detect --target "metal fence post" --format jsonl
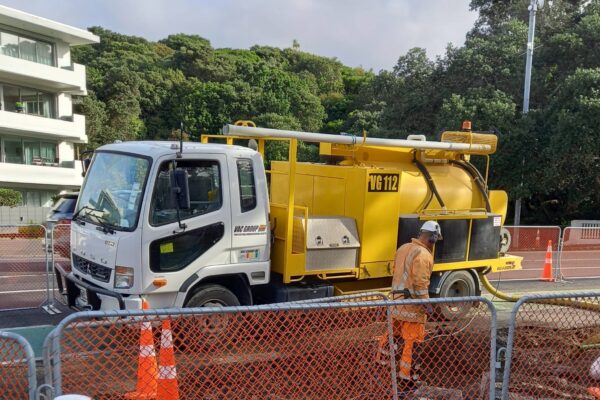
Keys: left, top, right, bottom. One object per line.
{"left": 42, "top": 225, "right": 61, "bottom": 314}
{"left": 385, "top": 304, "right": 399, "bottom": 400}
{"left": 0, "top": 330, "right": 38, "bottom": 400}
{"left": 557, "top": 225, "right": 564, "bottom": 280}
{"left": 487, "top": 299, "right": 498, "bottom": 400}
{"left": 501, "top": 296, "right": 523, "bottom": 400}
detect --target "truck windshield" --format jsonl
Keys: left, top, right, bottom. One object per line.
{"left": 75, "top": 152, "right": 150, "bottom": 231}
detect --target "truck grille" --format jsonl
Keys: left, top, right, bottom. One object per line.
{"left": 72, "top": 253, "right": 112, "bottom": 283}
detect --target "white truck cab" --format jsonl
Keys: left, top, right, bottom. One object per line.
{"left": 65, "top": 141, "right": 270, "bottom": 310}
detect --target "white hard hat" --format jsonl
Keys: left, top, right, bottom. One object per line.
{"left": 421, "top": 220, "right": 441, "bottom": 235}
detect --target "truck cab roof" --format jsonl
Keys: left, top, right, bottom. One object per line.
{"left": 97, "top": 141, "right": 257, "bottom": 159}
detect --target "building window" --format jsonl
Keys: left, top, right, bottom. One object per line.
{"left": 14, "top": 189, "right": 57, "bottom": 207}
{"left": 1, "top": 83, "right": 56, "bottom": 118}
{"left": 0, "top": 30, "right": 55, "bottom": 66}
{"left": 0, "top": 136, "right": 58, "bottom": 166}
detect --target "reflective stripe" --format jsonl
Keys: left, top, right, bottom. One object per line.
{"left": 161, "top": 330, "right": 173, "bottom": 349}
{"left": 139, "top": 345, "right": 155, "bottom": 357}
{"left": 141, "top": 321, "right": 152, "bottom": 331}
{"left": 391, "top": 309, "right": 417, "bottom": 318}
{"left": 414, "top": 289, "right": 429, "bottom": 296}
{"left": 408, "top": 288, "right": 417, "bottom": 297}
{"left": 391, "top": 283, "right": 404, "bottom": 291}
{"left": 402, "top": 247, "right": 423, "bottom": 284}
{"left": 399, "top": 360, "right": 411, "bottom": 369}
{"left": 378, "top": 348, "right": 390, "bottom": 356}
{"left": 158, "top": 365, "right": 177, "bottom": 379}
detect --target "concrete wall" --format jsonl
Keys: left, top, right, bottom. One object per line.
{"left": 0, "top": 206, "right": 51, "bottom": 224}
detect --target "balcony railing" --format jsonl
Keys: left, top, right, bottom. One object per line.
{"left": 0, "top": 54, "right": 88, "bottom": 94}
{"left": 0, "top": 110, "right": 86, "bottom": 140}
{"left": 0, "top": 161, "right": 84, "bottom": 187}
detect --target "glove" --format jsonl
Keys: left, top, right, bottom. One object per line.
{"left": 425, "top": 304, "right": 434, "bottom": 316}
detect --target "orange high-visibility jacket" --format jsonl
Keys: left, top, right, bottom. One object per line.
{"left": 391, "top": 239, "right": 434, "bottom": 323}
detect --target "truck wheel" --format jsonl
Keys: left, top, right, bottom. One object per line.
{"left": 179, "top": 285, "right": 241, "bottom": 344}
{"left": 435, "top": 271, "right": 476, "bottom": 320}
{"left": 185, "top": 284, "right": 240, "bottom": 308}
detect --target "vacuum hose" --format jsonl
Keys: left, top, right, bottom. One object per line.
{"left": 478, "top": 271, "right": 600, "bottom": 312}
{"left": 413, "top": 157, "right": 446, "bottom": 210}
{"left": 449, "top": 160, "right": 492, "bottom": 212}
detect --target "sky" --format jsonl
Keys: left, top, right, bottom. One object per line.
{"left": 0, "top": 0, "right": 479, "bottom": 71}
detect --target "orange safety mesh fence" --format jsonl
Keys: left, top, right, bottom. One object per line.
{"left": 502, "top": 293, "right": 600, "bottom": 399}
{"left": 0, "top": 224, "right": 49, "bottom": 310}
{"left": 50, "top": 299, "right": 495, "bottom": 399}
{"left": 489, "top": 226, "right": 561, "bottom": 281}
{"left": 0, "top": 331, "right": 36, "bottom": 400}
{"left": 52, "top": 223, "right": 72, "bottom": 305}
{"left": 560, "top": 227, "right": 600, "bottom": 279}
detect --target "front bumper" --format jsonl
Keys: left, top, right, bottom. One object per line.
{"left": 61, "top": 271, "right": 131, "bottom": 310}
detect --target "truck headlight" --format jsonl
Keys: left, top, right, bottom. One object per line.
{"left": 114, "top": 266, "right": 134, "bottom": 289}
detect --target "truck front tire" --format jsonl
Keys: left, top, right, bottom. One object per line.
{"left": 176, "top": 285, "right": 241, "bottom": 347}
{"left": 185, "top": 284, "right": 241, "bottom": 308}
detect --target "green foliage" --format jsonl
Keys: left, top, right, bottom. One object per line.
{"left": 74, "top": 1, "right": 600, "bottom": 223}
{"left": 0, "top": 188, "right": 22, "bottom": 207}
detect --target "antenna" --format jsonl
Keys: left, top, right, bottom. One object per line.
{"left": 177, "top": 122, "right": 184, "bottom": 158}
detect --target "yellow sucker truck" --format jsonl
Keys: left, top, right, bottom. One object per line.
{"left": 59, "top": 120, "right": 521, "bottom": 319}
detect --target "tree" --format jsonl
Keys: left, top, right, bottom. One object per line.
{"left": 0, "top": 188, "right": 22, "bottom": 207}
{"left": 71, "top": 1, "right": 600, "bottom": 223}
{"left": 539, "top": 68, "right": 600, "bottom": 221}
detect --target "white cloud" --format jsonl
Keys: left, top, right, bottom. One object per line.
{"left": 0, "top": 0, "right": 478, "bottom": 70}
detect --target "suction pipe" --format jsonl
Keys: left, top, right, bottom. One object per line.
{"left": 223, "top": 124, "right": 492, "bottom": 153}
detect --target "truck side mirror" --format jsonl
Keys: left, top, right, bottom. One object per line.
{"left": 171, "top": 168, "right": 191, "bottom": 210}
{"left": 80, "top": 150, "right": 94, "bottom": 177}
{"left": 81, "top": 158, "right": 91, "bottom": 177}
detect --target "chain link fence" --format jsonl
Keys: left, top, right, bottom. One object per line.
{"left": 559, "top": 227, "right": 600, "bottom": 279}
{"left": 501, "top": 291, "right": 600, "bottom": 400}
{"left": 489, "top": 226, "right": 561, "bottom": 281}
{"left": 0, "top": 293, "right": 599, "bottom": 399}
{"left": 51, "top": 223, "right": 72, "bottom": 306}
{"left": 44, "top": 297, "right": 497, "bottom": 399}
{"left": 0, "top": 224, "right": 50, "bottom": 311}
{"left": 0, "top": 330, "right": 37, "bottom": 400}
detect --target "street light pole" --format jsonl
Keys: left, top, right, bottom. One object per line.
{"left": 514, "top": 0, "right": 541, "bottom": 227}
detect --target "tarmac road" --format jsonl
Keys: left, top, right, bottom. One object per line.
{"left": 487, "top": 250, "right": 599, "bottom": 280}
{"left": 483, "top": 276, "right": 600, "bottom": 326}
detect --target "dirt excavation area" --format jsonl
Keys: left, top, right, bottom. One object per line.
{"left": 499, "top": 307, "right": 600, "bottom": 400}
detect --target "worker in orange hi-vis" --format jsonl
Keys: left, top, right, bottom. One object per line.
{"left": 378, "top": 220, "right": 441, "bottom": 393}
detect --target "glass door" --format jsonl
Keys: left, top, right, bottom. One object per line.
{"left": 4, "top": 139, "right": 23, "bottom": 164}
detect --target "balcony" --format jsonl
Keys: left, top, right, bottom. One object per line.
{"left": 0, "top": 110, "right": 86, "bottom": 141}
{"left": 0, "top": 54, "right": 88, "bottom": 94}
{"left": 0, "top": 161, "right": 83, "bottom": 188}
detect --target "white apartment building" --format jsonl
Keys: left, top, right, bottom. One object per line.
{"left": 0, "top": 5, "right": 99, "bottom": 206}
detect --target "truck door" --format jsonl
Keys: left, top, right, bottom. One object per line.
{"left": 229, "top": 155, "right": 270, "bottom": 264}
{"left": 141, "top": 155, "right": 232, "bottom": 297}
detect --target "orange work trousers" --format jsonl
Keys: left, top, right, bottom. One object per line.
{"left": 377, "top": 320, "right": 426, "bottom": 380}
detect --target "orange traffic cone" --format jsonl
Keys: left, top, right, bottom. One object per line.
{"left": 157, "top": 319, "right": 179, "bottom": 400}
{"left": 588, "top": 387, "right": 600, "bottom": 399}
{"left": 540, "top": 240, "right": 554, "bottom": 282}
{"left": 126, "top": 299, "right": 158, "bottom": 399}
